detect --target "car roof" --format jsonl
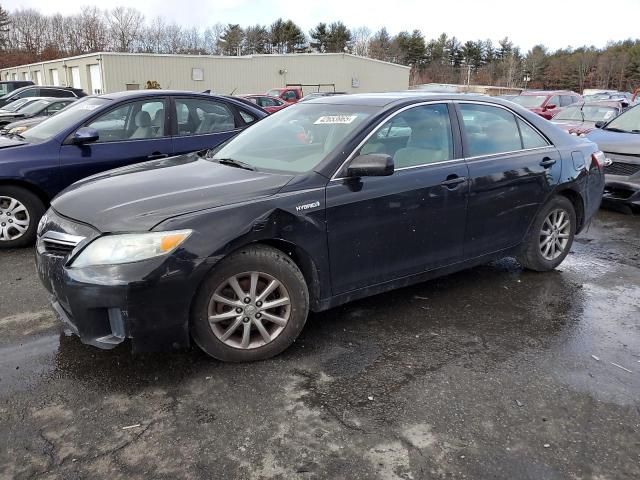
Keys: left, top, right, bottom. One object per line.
{"left": 97, "top": 89, "right": 234, "bottom": 101}
{"left": 520, "top": 90, "right": 577, "bottom": 96}
{"left": 301, "top": 91, "right": 519, "bottom": 108}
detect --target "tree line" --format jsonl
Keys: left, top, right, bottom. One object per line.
{"left": 1, "top": 4, "right": 639, "bottom": 92}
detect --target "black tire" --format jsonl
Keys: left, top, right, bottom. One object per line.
{"left": 0, "top": 185, "right": 46, "bottom": 249}
{"left": 191, "top": 245, "right": 309, "bottom": 362}
{"left": 517, "top": 195, "right": 576, "bottom": 272}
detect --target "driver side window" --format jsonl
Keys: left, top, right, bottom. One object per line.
{"left": 359, "top": 104, "right": 453, "bottom": 168}
{"left": 86, "top": 99, "right": 166, "bottom": 142}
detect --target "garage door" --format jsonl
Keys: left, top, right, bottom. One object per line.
{"left": 70, "top": 67, "right": 81, "bottom": 89}
{"left": 89, "top": 64, "right": 102, "bottom": 94}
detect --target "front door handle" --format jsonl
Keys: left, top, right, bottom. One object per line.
{"left": 147, "top": 153, "right": 169, "bottom": 160}
{"left": 540, "top": 157, "right": 557, "bottom": 168}
{"left": 440, "top": 175, "right": 467, "bottom": 189}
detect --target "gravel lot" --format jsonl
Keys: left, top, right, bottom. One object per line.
{"left": 0, "top": 210, "right": 639, "bottom": 480}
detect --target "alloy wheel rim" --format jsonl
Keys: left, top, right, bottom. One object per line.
{"left": 0, "top": 196, "right": 30, "bottom": 242}
{"left": 207, "top": 271, "right": 291, "bottom": 350}
{"left": 539, "top": 208, "right": 570, "bottom": 261}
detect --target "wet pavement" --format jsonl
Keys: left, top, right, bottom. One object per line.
{"left": 0, "top": 210, "right": 639, "bottom": 479}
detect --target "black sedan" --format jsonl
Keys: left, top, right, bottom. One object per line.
{"left": 587, "top": 104, "right": 640, "bottom": 211}
{"left": 0, "top": 97, "right": 76, "bottom": 128}
{"left": 36, "top": 93, "right": 605, "bottom": 361}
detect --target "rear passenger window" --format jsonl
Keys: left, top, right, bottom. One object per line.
{"left": 560, "top": 95, "right": 576, "bottom": 107}
{"left": 175, "top": 98, "right": 236, "bottom": 136}
{"left": 517, "top": 118, "right": 548, "bottom": 149}
{"left": 459, "top": 104, "right": 521, "bottom": 156}
{"left": 360, "top": 104, "right": 453, "bottom": 168}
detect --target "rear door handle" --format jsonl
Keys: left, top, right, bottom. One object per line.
{"left": 440, "top": 175, "right": 467, "bottom": 189}
{"left": 540, "top": 157, "right": 557, "bottom": 168}
{"left": 147, "top": 153, "right": 169, "bottom": 160}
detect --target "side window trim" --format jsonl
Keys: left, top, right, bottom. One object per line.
{"left": 331, "top": 101, "right": 463, "bottom": 180}
{"left": 454, "top": 101, "right": 552, "bottom": 160}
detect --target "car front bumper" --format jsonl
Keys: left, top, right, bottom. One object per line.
{"left": 35, "top": 210, "right": 211, "bottom": 352}
{"left": 603, "top": 156, "right": 640, "bottom": 211}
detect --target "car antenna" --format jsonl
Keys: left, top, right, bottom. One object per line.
{"left": 229, "top": 88, "right": 237, "bottom": 95}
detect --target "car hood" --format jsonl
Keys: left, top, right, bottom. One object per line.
{"left": 52, "top": 154, "right": 295, "bottom": 232}
{"left": 4, "top": 116, "right": 44, "bottom": 129}
{"left": 586, "top": 129, "right": 640, "bottom": 154}
{"left": 0, "top": 135, "right": 28, "bottom": 148}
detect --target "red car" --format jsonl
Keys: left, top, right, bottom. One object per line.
{"left": 240, "top": 95, "right": 288, "bottom": 114}
{"left": 510, "top": 90, "right": 583, "bottom": 120}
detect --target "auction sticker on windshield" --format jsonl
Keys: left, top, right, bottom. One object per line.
{"left": 314, "top": 115, "right": 358, "bottom": 125}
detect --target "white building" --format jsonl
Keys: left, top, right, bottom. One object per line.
{"left": 1, "top": 52, "right": 410, "bottom": 96}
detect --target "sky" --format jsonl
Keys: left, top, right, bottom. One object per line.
{"left": 3, "top": 0, "right": 640, "bottom": 52}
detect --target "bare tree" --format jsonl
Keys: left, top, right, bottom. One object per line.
{"left": 204, "top": 23, "right": 224, "bottom": 54}
{"left": 351, "top": 26, "right": 371, "bottom": 57}
{"left": 106, "top": 7, "right": 143, "bottom": 52}
{"left": 79, "top": 7, "right": 108, "bottom": 52}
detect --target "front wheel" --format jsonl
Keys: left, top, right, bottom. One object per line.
{"left": 191, "top": 245, "right": 309, "bottom": 362}
{"left": 517, "top": 195, "right": 576, "bottom": 271}
{"left": 0, "top": 186, "right": 45, "bottom": 248}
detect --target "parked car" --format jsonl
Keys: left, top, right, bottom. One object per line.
{"left": 0, "top": 96, "right": 45, "bottom": 113}
{"left": 0, "top": 85, "right": 86, "bottom": 109}
{"left": 1, "top": 116, "right": 49, "bottom": 136}
{"left": 587, "top": 104, "right": 640, "bottom": 211}
{"left": 510, "top": 91, "right": 583, "bottom": 119}
{"left": 551, "top": 101, "right": 624, "bottom": 135}
{"left": 35, "top": 93, "right": 604, "bottom": 361}
{"left": 0, "top": 80, "right": 34, "bottom": 97}
{"left": 266, "top": 86, "right": 304, "bottom": 103}
{"left": 239, "top": 95, "right": 288, "bottom": 113}
{"left": 0, "top": 90, "right": 266, "bottom": 248}
{"left": 0, "top": 98, "right": 76, "bottom": 128}
{"left": 583, "top": 91, "right": 633, "bottom": 106}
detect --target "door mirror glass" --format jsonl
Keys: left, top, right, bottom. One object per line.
{"left": 73, "top": 127, "right": 99, "bottom": 144}
{"left": 347, "top": 154, "right": 394, "bottom": 177}
{"left": 545, "top": 103, "right": 556, "bottom": 110}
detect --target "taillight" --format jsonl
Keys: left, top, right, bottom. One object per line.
{"left": 591, "top": 151, "right": 606, "bottom": 170}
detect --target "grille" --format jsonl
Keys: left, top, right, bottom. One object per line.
{"left": 42, "top": 239, "right": 77, "bottom": 256}
{"left": 38, "top": 231, "right": 85, "bottom": 257}
{"left": 605, "top": 161, "right": 640, "bottom": 177}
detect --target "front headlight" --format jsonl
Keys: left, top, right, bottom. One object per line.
{"left": 71, "top": 230, "right": 192, "bottom": 268}
{"left": 9, "top": 126, "right": 28, "bottom": 134}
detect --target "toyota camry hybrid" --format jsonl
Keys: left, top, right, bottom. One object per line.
{"left": 36, "top": 93, "right": 605, "bottom": 362}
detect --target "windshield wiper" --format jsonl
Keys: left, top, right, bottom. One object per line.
{"left": 215, "top": 158, "right": 256, "bottom": 171}
{"left": 603, "top": 127, "right": 631, "bottom": 133}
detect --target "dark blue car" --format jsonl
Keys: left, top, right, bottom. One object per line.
{"left": 0, "top": 90, "right": 266, "bottom": 247}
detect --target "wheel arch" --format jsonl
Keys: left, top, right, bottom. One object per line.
{"left": 555, "top": 187, "right": 586, "bottom": 233}
{"left": 256, "top": 239, "right": 322, "bottom": 312}
{"left": 0, "top": 179, "right": 50, "bottom": 208}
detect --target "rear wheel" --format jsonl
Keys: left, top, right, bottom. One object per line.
{"left": 0, "top": 186, "right": 45, "bottom": 248}
{"left": 191, "top": 245, "right": 309, "bottom": 362}
{"left": 517, "top": 195, "right": 576, "bottom": 271}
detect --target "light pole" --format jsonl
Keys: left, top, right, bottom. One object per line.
{"left": 523, "top": 74, "right": 531, "bottom": 90}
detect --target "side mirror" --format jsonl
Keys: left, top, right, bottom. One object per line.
{"left": 72, "top": 127, "right": 99, "bottom": 144}
{"left": 595, "top": 121, "right": 606, "bottom": 129}
{"left": 347, "top": 154, "right": 394, "bottom": 177}
{"left": 545, "top": 103, "right": 557, "bottom": 110}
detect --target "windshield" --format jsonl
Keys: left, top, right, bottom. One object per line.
{"left": 18, "top": 99, "right": 50, "bottom": 116}
{"left": 510, "top": 95, "right": 547, "bottom": 108}
{"left": 2, "top": 98, "right": 33, "bottom": 112}
{"left": 604, "top": 105, "right": 640, "bottom": 133}
{"left": 266, "top": 89, "right": 281, "bottom": 97}
{"left": 209, "top": 103, "right": 378, "bottom": 173}
{"left": 22, "top": 97, "right": 109, "bottom": 142}
{"left": 555, "top": 105, "right": 618, "bottom": 122}
{"left": 0, "top": 85, "right": 8, "bottom": 96}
